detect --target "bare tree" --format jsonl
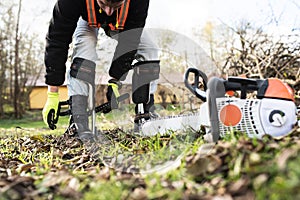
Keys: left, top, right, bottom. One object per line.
{"left": 13, "top": 0, "right": 22, "bottom": 118}
{"left": 0, "top": 0, "right": 44, "bottom": 119}
{"left": 0, "top": 3, "right": 15, "bottom": 118}
{"left": 195, "top": 19, "right": 300, "bottom": 94}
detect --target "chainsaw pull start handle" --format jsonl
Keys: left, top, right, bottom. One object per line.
{"left": 184, "top": 68, "right": 208, "bottom": 102}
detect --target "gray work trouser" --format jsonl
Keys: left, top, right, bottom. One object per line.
{"left": 67, "top": 18, "right": 159, "bottom": 97}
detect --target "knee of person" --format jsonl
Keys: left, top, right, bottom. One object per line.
{"left": 136, "top": 48, "right": 159, "bottom": 61}
{"left": 72, "top": 40, "right": 98, "bottom": 62}
{"left": 69, "top": 57, "right": 96, "bottom": 86}
{"left": 67, "top": 78, "right": 89, "bottom": 97}
{"left": 74, "top": 36, "right": 97, "bottom": 49}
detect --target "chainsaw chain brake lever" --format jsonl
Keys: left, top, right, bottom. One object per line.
{"left": 184, "top": 68, "right": 208, "bottom": 102}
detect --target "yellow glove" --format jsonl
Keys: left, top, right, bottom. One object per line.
{"left": 106, "top": 79, "right": 121, "bottom": 111}
{"left": 42, "top": 92, "right": 59, "bottom": 129}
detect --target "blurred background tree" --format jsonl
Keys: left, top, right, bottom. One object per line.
{"left": 195, "top": 19, "right": 300, "bottom": 92}
{"left": 0, "top": 0, "right": 43, "bottom": 118}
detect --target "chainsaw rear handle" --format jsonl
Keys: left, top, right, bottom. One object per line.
{"left": 225, "top": 77, "right": 263, "bottom": 99}
{"left": 184, "top": 68, "right": 208, "bottom": 102}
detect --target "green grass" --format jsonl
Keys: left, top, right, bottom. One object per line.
{"left": 0, "top": 108, "right": 300, "bottom": 199}
{"left": 0, "top": 103, "right": 184, "bottom": 129}
{"left": 0, "top": 110, "right": 69, "bottom": 129}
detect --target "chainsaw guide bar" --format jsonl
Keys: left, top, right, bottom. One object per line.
{"left": 138, "top": 112, "right": 202, "bottom": 137}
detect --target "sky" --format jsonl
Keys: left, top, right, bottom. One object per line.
{"left": 19, "top": 0, "right": 300, "bottom": 41}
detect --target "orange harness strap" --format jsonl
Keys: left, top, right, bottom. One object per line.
{"left": 86, "top": 0, "right": 130, "bottom": 29}
{"left": 86, "top": 0, "right": 99, "bottom": 27}
{"left": 117, "top": 0, "right": 130, "bottom": 30}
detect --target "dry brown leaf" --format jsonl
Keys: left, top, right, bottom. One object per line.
{"left": 227, "top": 177, "right": 249, "bottom": 195}
{"left": 212, "top": 194, "right": 233, "bottom": 200}
{"left": 41, "top": 171, "right": 72, "bottom": 188}
{"left": 95, "top": 166, "right": 111, "bottom": 180}
{"left": 0, "top": 176, "right": 34, "bottom": 194}
{"left": 249, "top": 152, "right": 261, "bottom": 165}
{"left": 237, "top": 139, "right": 254, "bottom": 151}
{"left": 211, "top": 176, "right": 223, "bottom": 186}
{"left": 217, "top": 187, "right": 226, "bottom": 195}
{"left": 253, "top": 174, "right": 268, "bottom": 189}
{"left": 0, "top": 180, "right": 8, "bottom": 187}
{"left": 277, "top": 148, "right": 298, "bottom": 170}
{"left": 197, "top": 143, "right": 216, "bottom": 156}
{"left": 68, "top": 177, "right": 80, "bottom": 191}
{"left": 58, "top": 186, "right": 82, "bottom": 200}
{"left": 234, "top": 191, "right": 256, "bottom": 200}
{"left": 17, "top": 163, "right": 35, "bottom": 174}
{"left": 186, "top": 155, "right": 222, "bottom": 176}
{"left": 129, "top": 187, "right": 147, "bottom": 200}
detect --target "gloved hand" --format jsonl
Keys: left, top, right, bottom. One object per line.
{"left": 42, "top": 92, "right": 59, "bottom": 129}
{"left": 106, "top": 79, "right": 122, "bottom": 111}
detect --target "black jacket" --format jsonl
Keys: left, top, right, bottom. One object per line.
{"left": 45, "top": 0, "right": 149, "bottom": 86}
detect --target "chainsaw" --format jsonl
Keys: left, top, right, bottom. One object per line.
{"left": 48, "top": 67, "right": 299, "bottom": 142}
{"left": 47, "top": 93, "right": 130, "bottom": 130}
{"left": 138, "top": 68, "right": 299, "bottom": 142}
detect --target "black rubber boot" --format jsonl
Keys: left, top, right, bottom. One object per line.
{"left": 69, "top": 95, "right": 95, "bottom": 143}
{"left": 134, "top": 94, "right": 159, "bottom": 132}
{"left": 134, "top": 94, "right": 157, "bottom": 120}
{"left": 144, "top": 94, "right": 155, "bottom": 114}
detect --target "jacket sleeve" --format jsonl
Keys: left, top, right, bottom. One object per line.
{"left": 44, "top": 0, "right": 82, "bottom": 86}
{"left": 109, "top": 0, "right": 150, "bottom": 80}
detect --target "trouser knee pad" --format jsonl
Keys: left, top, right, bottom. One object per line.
{"left": 70, "top": 57, "right": 96, "bottom": 86}
{"left": 132, "top": 60, "right": 160, "bottom": 104}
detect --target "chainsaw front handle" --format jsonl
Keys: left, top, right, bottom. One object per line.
{"left": 48, "top": 93, "right": 130, "bottom": 130}
{"left": 184, "top": 68, "right": 208, "bottom": 102}
{"left": 58, "top": 93, "right": 130, "bottom": 117}
{"left": 46, "top": 100, "right": 69, "bottom": 130}
{"left": 94, "top": 93, "right": 129, "bottom": 114}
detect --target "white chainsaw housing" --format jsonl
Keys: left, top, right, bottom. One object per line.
{"left": 140, "top": 97, "right": 297, "bottom": 139}
{"left": 212, "top": 97, "right": 297, "bottom": 139}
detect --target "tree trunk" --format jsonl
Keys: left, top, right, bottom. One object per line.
{"left": 13, "top": 0, "right": 22, "bottom": 118}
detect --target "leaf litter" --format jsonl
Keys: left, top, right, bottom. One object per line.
{"left": 0, "top": 126, "right": 299, "bottom": 199}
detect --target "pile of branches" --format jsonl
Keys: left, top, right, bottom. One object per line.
{"left": 222, "top": 26, "right": 300, "bottom": 93}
